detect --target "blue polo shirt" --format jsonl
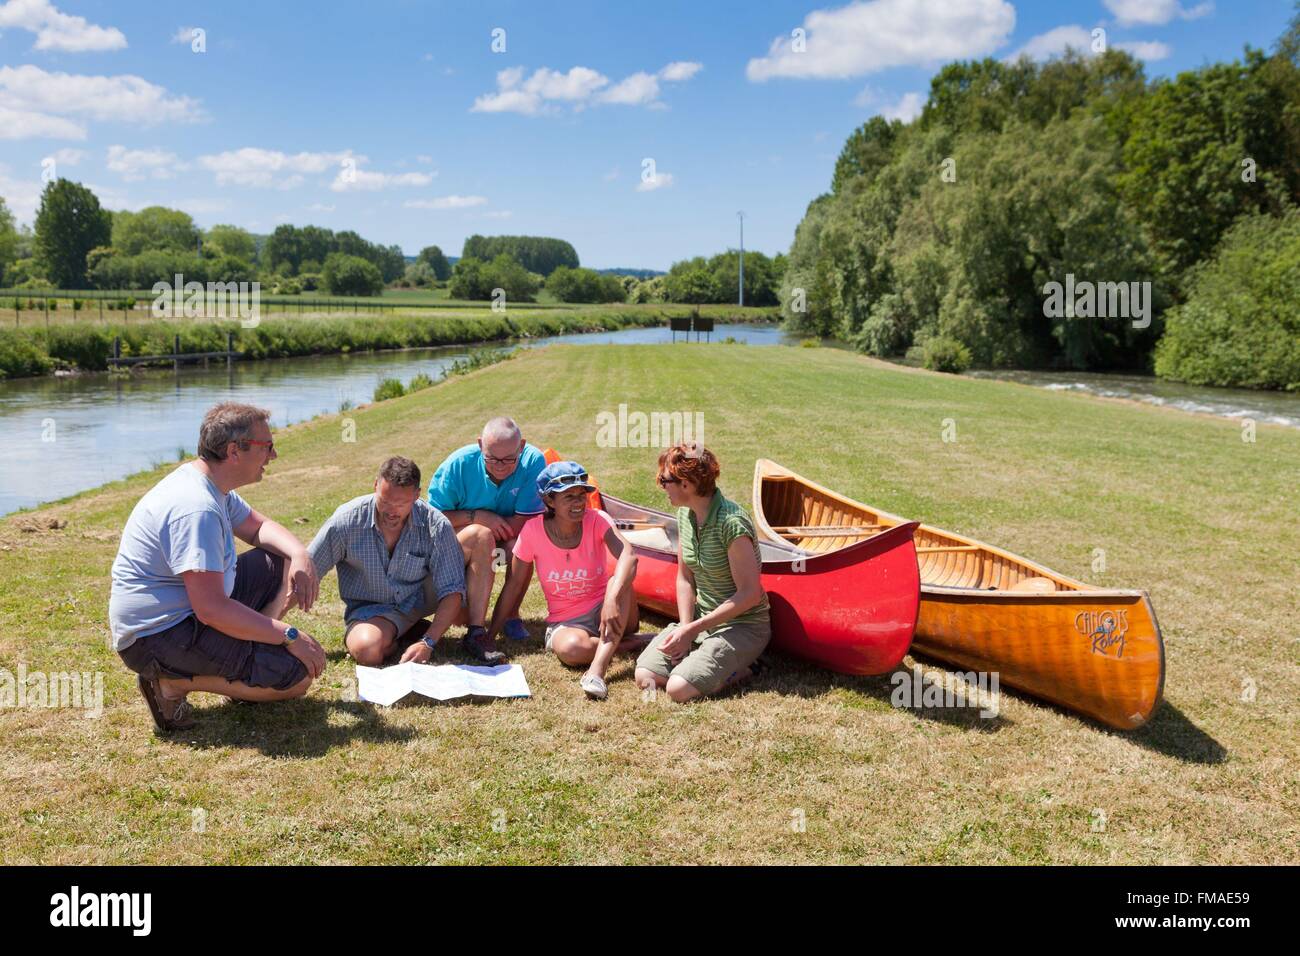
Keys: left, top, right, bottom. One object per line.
{"left": 428, "top": 443, "right": 546, "bottom": 517}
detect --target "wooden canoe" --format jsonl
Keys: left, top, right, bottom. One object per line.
{"left": 599, "top": 493, "right": 922, "bottom": 676}
{"left": 752, "top": 459, "right": 1165, "bottom": 729}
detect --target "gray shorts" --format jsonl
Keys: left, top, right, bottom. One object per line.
{"left": 635, "top": 616, "right": 771, "bottom": 697}
{"left": 344, "top": 578, "right": 438, "bottom": 641}
{"left": 544, "top": 603, "right": 603, "bottom": 651}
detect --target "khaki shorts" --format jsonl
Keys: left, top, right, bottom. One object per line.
{"left": 636, "top": 616, "right": 771, "bottom": 697}
{"left": 344, "top": 578, "right": 438, "bottom": 641}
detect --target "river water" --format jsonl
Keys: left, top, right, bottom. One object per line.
{"left": 2, "top": 323, "right": 1295, "bottom": 516}
{"left": 0, "top": 323, "right": 798, "bottom": 515}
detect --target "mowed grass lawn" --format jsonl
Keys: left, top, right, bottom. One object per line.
{"left": 1, "top": 343, "right": 1296, "bottom": 864}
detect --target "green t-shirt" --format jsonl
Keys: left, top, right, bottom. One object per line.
{"left": 678, "top": 491, "right": 770, "bottom": 626}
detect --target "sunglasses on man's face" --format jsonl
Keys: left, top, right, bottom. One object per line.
{"left": 241, "top": 439, "right": 274, "bottom": 455}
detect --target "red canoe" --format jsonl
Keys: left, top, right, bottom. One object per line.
{"left": 599, "top": 493, "right": 921, "bottom": 675}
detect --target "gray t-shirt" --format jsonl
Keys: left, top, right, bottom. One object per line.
{"left": 109, "top": 463, "right": 252, "bottom": 650}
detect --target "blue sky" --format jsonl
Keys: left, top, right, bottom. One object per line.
{"left": 0, "top": 0, "right": 1292, "bottom": 269}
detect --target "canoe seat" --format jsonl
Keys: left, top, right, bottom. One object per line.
{"left": 624, "top": 527, "right": 672, "bottom": 551}
{"left": 1009, "top": 576, "right": 1057, "bottom": 593}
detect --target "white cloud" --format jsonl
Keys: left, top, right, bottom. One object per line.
{"left": 659, "top": 61, "right": 702, "bottom": 82}
{"left": 0, "top": 65, "right": 202, "bottom": 140}
{"left": 881, "top": 91, "right": 924, "bottom": 122}
{"left": 747, "top": 0, "right": 1015, "bottom": 81}
{"left": 106, "top": 144, "right": 185, "bottom": 181}
{"left": 598, "top": 71, "right": 660, "bottom": 106}
{"left": 404, "top": 195, "right": 488, "bottom": 210}
{"left": 41, "top": 146, "right": 83, "bottom": 165}
{"left": 636, "top": 172, "right": 674, "bottom": 192}
{"left": 306, "top": 202, "right": 336, "bottom": 212}
{"left": 1102, "top": 0, "right": 1211, "bottom": 26}
{"left": 171, "top": 26, "right": 201, "bottom": 45}
{"left": 196, "top": 148, "right": 356, "bottom": 188}
{"left": 483, "top": 210, "right": 512, "bottom": 219}
{"left": 0, "top": 105, "right": 84, "bottom": 139}
{"left": 473, "top": 61, "right": 700, "bottom": 114}
{"left": 1115, "top": 40, "right": 1172, "bottom": 60}
{"left": 0, "top": 0, "right": 126, "bottom": 52}
{"left": 330, "top": 168, "right": 435, "bottom": 192}
{"left": 1005, "top": 25, "right": 1096, "bottom": 61}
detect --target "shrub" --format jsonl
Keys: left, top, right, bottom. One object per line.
{"left": 922, "top": 335, "right": 973, "bottom": 373}
{"left": 372, "top": 378, "right": 406, "bottom": 402}
{"left": 1154, "top": 209, "right": 1300, "bottom": 390}
{"left": 407, "top": 372, "right": 435, "bottom": 392}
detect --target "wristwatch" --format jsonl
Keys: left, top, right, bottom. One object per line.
{"left": 420, "top": 634, "right": 438, "bottom": 652}
{"left": 282, "top": 625, "right": 299, "bottom": 646}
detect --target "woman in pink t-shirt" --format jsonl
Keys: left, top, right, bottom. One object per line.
{"left": 486, "top": 461, "right": 645, "bottom": 699}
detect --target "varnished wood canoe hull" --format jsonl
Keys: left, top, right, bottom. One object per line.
{"left": 752, "top": 459, "right": 1165, "bottom": 730}
{"left": 600, "top": 494, "right": 922, "bottom": 676}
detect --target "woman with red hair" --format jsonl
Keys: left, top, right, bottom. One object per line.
{"left": 634, "top": 443, "right": 771, "bottom": 702}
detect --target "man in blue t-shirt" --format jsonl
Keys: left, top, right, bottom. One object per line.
{"left": 427, "top": 417, "right": 545, "bottom": 662}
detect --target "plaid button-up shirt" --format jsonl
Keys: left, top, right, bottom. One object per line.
{"left": 308, "top": 494, "right": 466, "bottom": 624}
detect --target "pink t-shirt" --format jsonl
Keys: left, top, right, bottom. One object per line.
{"left": 513, "top": 509, "right": 615, "bottom": 623}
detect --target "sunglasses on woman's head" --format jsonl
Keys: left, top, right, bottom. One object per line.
{"left": 657, "top": 475, "right": 682, "bottom": 487}
{"left": 548, "top": 472, "right": 590, "bottom": 490}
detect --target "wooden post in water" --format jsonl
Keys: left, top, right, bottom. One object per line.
{"left": 174, "top": 334, "right": 181, "bottom": 372}
{"left": 113, "top": 336, "right": 121, "bottom": 364}
{"left": 227, "top": 331, "right": 234, "bottom": 371}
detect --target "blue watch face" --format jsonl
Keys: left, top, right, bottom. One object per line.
{"left": 421, "top": 635, "right": 437, "bottom": 650}
{"left": 285, "top": 626, "right": 299, "bottom": 640}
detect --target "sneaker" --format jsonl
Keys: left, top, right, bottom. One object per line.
{"left": 137, "top": 674, "right": 196, "bottom": 732}
{"left": 502, "top": 617, "right": 530, "bottom": 641}
{"left": 463, "top": 626, "right": 506, "bottom": 665}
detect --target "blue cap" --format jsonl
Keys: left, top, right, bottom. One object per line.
{"left": 537, "top": 460, "right": 595, "bottom": 497}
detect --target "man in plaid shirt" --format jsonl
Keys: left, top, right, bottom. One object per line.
{"left": 308, "top": 457, "right": 468, "bottom": 665}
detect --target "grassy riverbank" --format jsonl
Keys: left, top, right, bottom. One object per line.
{"left": 0, "top": 304, "right": 779, "bottom": 379}
{"left": 1, "top": 343, "right": 1295, "bottom": 863}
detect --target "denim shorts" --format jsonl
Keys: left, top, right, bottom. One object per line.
{"left": 117, "top": 548, "right": 307, "bottom": 691}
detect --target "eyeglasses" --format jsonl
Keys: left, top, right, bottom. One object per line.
{"left": 657, "top": 475, "right": 681, "bottom": 487}
{"left": 241, "top": 439, "right": 274, "bottom": 454}
{"left": 484, "top": 454, "right": 519, "bottom": 466}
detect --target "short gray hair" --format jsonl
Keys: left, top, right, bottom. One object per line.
{"left": 481, "top": 416, "right": 521, "bottom": 445}
{"left": 198, "top": 402, "right": 271, "bottom": 462}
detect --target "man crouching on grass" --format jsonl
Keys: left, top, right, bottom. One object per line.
{"left": 110, "top": 402, "right": 326, "bottom": 734}
{"left": 307, "top": 456, "right": 465, "bottom": 666}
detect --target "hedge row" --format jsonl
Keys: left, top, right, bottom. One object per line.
{"left": 0, "top": 309, "right": 722, "bottom": 380}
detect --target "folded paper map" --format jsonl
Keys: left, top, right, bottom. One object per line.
{"left": 355, "top": 662, "right": 531, "bottom": 706}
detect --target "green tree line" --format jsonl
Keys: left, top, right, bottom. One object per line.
{"left": 782, "top": 11, "right": 1300, "bottom": 388}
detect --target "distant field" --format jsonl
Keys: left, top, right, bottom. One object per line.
{"left": 1, "top": 343, "right": 1295, "bottom": 863}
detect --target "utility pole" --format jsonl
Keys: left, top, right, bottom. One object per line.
{"left": 737, "top": 211, "right": 745, "bottom": 307}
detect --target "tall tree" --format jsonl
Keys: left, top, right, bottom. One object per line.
{"left": 111, "top": 206, "right": 200, "bottom": 256}
{"left": 418, "top": 244, "right": 451, "bottom": 280}
{"left": 34, "top": 180, "right": 112, "bottom": 288}
{"left": 0, "top": 197, "right": 17, "bottom": 285}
